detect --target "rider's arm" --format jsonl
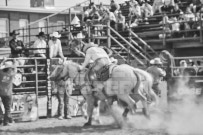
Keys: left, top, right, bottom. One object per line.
{"left": 81, "top": 50, "right": 91, "bottom": 70}
{"left": 58, "top": 40, "right": 64, "bottom": 59}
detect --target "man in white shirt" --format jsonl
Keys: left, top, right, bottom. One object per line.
{"left": 33, "top": 32, "right": 46, "bottom": 58}
{"left": 49, "top": 32, "right": 64, "bottom": 60}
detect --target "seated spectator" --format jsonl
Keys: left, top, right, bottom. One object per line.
{"left": 185, "top": 6, "right": 195, "bottom": 21}
{"left": 171, "top": 3, "right": 182, "bottom": 17}
{"left": 171, "top": 17, "right": 180, "bottom": 37}
{"left": 128, "top": 1, "right": 141, "bottom": 22}
{"left": 141, "top": 1, "right": 153, "bottom": 20}
{"left": 197, "top": 60, "right": 203, "bottom": 75}
{"left": 153, "top": 0, "right": 164, "bottom": 14}
{"left": 182, "top": 59, "right": 197, "bottom": 76}
{"left": 160, "top": 1, "right": 174, "bottom": 14}
{"left": 110, "top": 0, "right": 120, "bottom": 13}
{"left": 116, "top": 11, "right": 125, "bottom": 31}
{"left": 130, "top": 16, "right": 139, "bottom": 28}
{"left": 130, "top": 0, "right": 137, "bottom": 7}
{"left": 174, "top": 60, "right": 187, "bottom": 76}
{"left": 189, "top": 0, "right": 201, "bottom": 13}
{"left": 83, "top": 11, "right": 92, "bottom": 23}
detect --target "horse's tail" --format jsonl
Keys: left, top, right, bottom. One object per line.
{"left": 131, "top": 67, "right": 159, "bottom": 105}
{"left": 132, "top": 70, "right": 141, "bottom": 94}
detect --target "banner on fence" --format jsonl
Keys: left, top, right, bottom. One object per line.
{"left": 0, "top": 94, "right": 38, "bottom": 122}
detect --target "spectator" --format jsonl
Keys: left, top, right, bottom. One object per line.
{"left": 0, "top": 58, "right": 17, "bottom": 126}
{"left": 98, "top": 2, "right": 105, "bottom": 17}
{"left": 141, "top": 1, "right": 153, "bottom": 20}
{"left": 171, "top": 3, "right": 182, "bottom": 17}
{"left": 110, "top": 0, "right": 120, "bottom": 13}
{"left": 128, "top": 1, "right": 141, "bottom": 23}
{"left": 49, "top": 32, "right": 64, "bottom": 60}
{"left": 147, "top": 58, "right": 166, "bottom": 96}
{"left": 153, "top": 0, "right": 164, "bottom": 14}
{"left": 130, "top": 16, "right": 139, "bottom": 27}
{"left": 160, "top": 1, "right": 174, "bottom": 14}
{"left": 116, "top": 11, "right": 126, "bottom": 31}
{"left": 103, "top": 9, "right": 117, "bottom": 29}
{"left": 33, "top": 32, "right": 46, "bottom": 58}
{"left": 9, "top": 30, "right": 25, "bottom": 58}
{"left": 189, "top": 0, "right": 201, "bottom": 13}
{"left": 174, "top": 60, "right": 187, "bottom": 76}
{"left": 171, "top": 17, "right": 180, "bottom": 37}
{"left": 197, "top": 60, "right": 203, "bottom": 75}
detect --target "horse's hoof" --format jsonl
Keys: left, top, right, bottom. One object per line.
{"left": 83, "top": 122, "right": 91, "bottom": 127}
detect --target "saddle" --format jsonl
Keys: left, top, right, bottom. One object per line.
{"left": 87, "top": 64, "right": 117, "bottom": 83}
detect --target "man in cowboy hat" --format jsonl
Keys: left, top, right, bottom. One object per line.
{"left": 9, "top": 30, "right": 25, "bottom": 58}
{"left": 79, "top": 42, "right": 111, "bottom": 72}
{"left": 0, "top": 57, "right": 17, "bottom": 126}
{"left": 49, "top": 31, "right": 64, "bottom": 60}
{"left": 33, "top": 32, "right": 46, "bottom": 58}
{"left": 147, "top": 57, "right": 166, "bottom": 96}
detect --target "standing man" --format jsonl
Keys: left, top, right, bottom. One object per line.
{"left": 147, "top": 58, "right": 166, "bottom": 97}
{"left": 0, "top": 58, "right": 17, "bottom": 126}
{"left": 9, "top": 30, "right": 25, "bottom": 58}
{"left": 49, "top": 31, "right": 65, "bottom": 60}
{"left": 33, "top": 32, "right": 46, "bottom": 58}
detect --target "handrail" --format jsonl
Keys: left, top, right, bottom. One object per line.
{"left": 130, "top": 30, "right": 158, "bottom": 56}
{"left": 110, "top": 35, "right": 145, "bottom": 66}
{"left": 128, "top": 37, "right": 152, "bottom": 59}
{"left": 109, "top": 26, "right": 150, "bottom": 62}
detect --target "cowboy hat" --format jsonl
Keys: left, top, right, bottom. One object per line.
{"left": 0, "top": 61, "right": 16, "bottom": 70}
{"left": 150, "top": 58, "right": 162, "bottom": 65}
{"left": 51, "top": 31, "right": 61, "bottom": 38}
{"left": 82, "top": 42, "right": 98, "bottom": 52}
{"left": 10, "top": 30, "right": 20, "bottom": 36}
{"left": 36, "top": 31, "right": 45, "bottom": 37}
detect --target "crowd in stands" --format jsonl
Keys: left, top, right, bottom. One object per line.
{"left": 78, "top": 0, "right": 203, "bottom": 40}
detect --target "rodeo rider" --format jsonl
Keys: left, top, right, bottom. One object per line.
{"left": 147, "top": 57, "right": 166, "bottom": 97}
{"left": 0, "top": 57, "right": 17, "bottom": 126}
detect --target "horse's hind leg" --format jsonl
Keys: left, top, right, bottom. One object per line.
{"left": 117, "top": 94, "right": 137, "bottom": 114}
{"left": 141, "top": 99, "right": 150, "bottom": 119}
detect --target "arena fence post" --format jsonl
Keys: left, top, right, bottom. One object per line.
{"left": 45, "top": 29, "right": 52, "bottom": 118}
{"left": 34, "top": 58, "right": 39, "bottom": 118}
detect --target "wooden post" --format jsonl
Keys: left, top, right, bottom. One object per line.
{"left": 107, "top": 21, "right": 111, "bottom": 48}
{"left": 88, "top": 26, "right": 91, "bottom": 43}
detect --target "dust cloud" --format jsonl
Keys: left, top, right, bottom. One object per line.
{"left": 110, "top": 77, "right": 203, "bottom": 135}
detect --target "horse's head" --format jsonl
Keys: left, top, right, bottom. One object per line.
{"left": 49, "top": 64, "right": 65, "bottom": 81}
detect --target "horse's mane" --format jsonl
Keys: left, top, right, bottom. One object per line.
{"left": 64, "top": 60, "right": 80, "bottom": 67}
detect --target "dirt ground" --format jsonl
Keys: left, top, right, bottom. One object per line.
{"left": 0, "top": 116, "right": 167, "bottom": 135}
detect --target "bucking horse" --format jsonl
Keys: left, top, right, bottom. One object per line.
{"left": 50, "top": 60, "right": 159, "bottom": 126}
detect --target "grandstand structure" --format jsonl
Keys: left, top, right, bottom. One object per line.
{"left": 1, "top": 0, "right": 203, "bottom": 118}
